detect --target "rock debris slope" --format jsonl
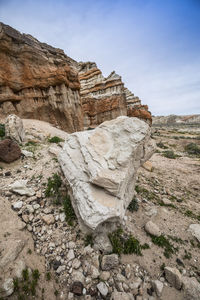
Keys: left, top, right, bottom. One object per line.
{"left": 59, "top": 116, "right": 155, "bottom": 232}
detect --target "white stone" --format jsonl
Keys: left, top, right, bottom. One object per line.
{"left": 188, "top": 224, "right": 200, "bottom": 242}
{"left": 182, "top": 276, "right": 200, "bottom": 300}
{"left": 21, "top": 150, "right": 33, "bottom": 157}
{"left": 97, "top": 282, "right": 108, "bottom": 297}
{"left": 2, "top": 278, "right": 14, "bottom": 297}
{"left": 145, "top": 221, "right": 161, "bottom": 237}
{"left": 56, "top": 265, "right": 65, "bottom": 274}
{"left": 59, "top": 212, "right": 65, "bottom": 222}
{"left": 5, "top": 114, "right": 25, "bottom": 143}
{"left": 90, "top": 265, "right": 100, "bottom": 279}
{"left": 59, "top": 116, "right": 154, "bottom": 231}
{"left": 164, "top": 267, "right": 182, "bottom": 290}
{"left": 10, "top": 180, "right": 35, "bottom": 196}
{"left": 12, "top": 201, "right": 23, "bottom": 210}
{"left": 152, "top": 280, "right": 163, "bottom": 297}
{"left": 67, "top": 249, "right": 75, "bottom": 261}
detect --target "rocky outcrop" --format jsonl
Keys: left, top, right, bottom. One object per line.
{"left": 0, "top": 22, "right": 83, "bottom": 133}
{"left": 5, "top": 114, "right": 25, "bottom": 143}
{"left": 78, "top": 62, "right": 152, "bottom": 127}
{"left": 59, "top": 116, "right": 155, "bottom": 232}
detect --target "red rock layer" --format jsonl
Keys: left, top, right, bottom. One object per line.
{"left": 0, "top": 22, "right": 83, "bottom": 132}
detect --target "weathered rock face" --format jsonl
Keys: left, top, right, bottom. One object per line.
{"left": 78, "top": 62, "right": 152, "bottom": 127}
{"left": 59, "top": 116, "right": 155, "bottom": 232}
{"left": 0, "top": 22, "right": 83, "bottom": 132}
{"left": 78, "top": 62, "right": 127, "bottom": 128}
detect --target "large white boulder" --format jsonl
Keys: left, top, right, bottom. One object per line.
{"left": 5, "top": 114, "right": 25, "bottom": 143}
{"left": 59, "top": 116, "right": 155, "bottom": 232}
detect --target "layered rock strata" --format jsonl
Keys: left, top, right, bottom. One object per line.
{"left": 59, "top": 116, "right": 155, "bottom": 232}
{"left": 0, "top": 22, "right": 83, "bottom": 132}
{"left": 78, "top": 62, "right": 152, "bottom": 127}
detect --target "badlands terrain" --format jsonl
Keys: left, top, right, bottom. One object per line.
{"left": 0, "top": 22, "right": 200, "bottom": 300}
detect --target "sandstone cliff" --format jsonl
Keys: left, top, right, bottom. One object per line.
{"left": 0, "top": 22, "right": 151, "bottom": 131}
{"left": 78, "top": 62, "right": 152, "bottom": 128}
{"left": 0, "top": 22, "right": 83, "bottom": 132}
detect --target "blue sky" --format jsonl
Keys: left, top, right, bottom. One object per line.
{"left": 0, "top": 0, "right": 200, "bottom": 115}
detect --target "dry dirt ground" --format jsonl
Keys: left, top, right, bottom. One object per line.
{"left": 0, "top": 119, "right": 200, "bottom": 300}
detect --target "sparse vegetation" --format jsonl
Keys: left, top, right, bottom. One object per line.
{"left": 185, "top": 143, "right": 200, "bottom": 156}
{"left": 127, "top": 197, "right": 139, "bottom": 212}
{"left": 84, "top": 234, "right": 94, "bottom": 247}
{"left": 12, "top": 268, "right": 40, "bottom": 299}
{"left": 0, "top": 124, "right": 5, "bottom": 138}
{"left": 156, "top": 141, "right": 168, "bottom": 149}
{"left": 45, "top": 173, "right": 62, "bottom": 205}
{"left": 63, "top": 195, "right": 76, "bottom": 226}
{"left": 162, "top": 150, "right": 177, "bottom": 159}
{"left": 48, "top": 136, "right": 64, "bottom": 143}
{"left": 149, "top": 234, "right": 177, "bottom": 258}
{"left": 109, "top": 228, "right": 149, "bottom": 256}
{"left": 46, "top": 272, "right": 51, "bottom": 281}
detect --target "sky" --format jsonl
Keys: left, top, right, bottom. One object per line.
{"left": 0, "top": 0, "right": 200, "bottom": 116}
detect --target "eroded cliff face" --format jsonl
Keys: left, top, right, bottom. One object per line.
{"left": 78, "top": 62, "right": 152, "bottom": 128}
{"left": 0, "top": 22, "right": 151, "bottom": 131}
{"left": 0, "top": 22, "right": 83, "bottom": 132}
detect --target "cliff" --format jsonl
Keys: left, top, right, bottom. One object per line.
{"left": 78, "top": 62, "right": 152, "bottom": 128}
{"left": 153, "top": 114, "right": 200, "bottom": 126}
{"left": 0, "top": 22, "right": 151, "bottom": 131}
{"left": 0, "top": 22, "right": 83, "bottom": 132}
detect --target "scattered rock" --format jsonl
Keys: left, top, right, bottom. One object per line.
{"left": 111, "top": 291, "right": 133, "bottom": 300}
{"left": 151, "top": 280, "right": 163, "bottom": 297}
{"left": 100, "top": 271, "right": 110, "bottom": 281}
{"left": 12, "top": 201, "right": 23, "bottom": 210}
{"left": 71, "top": 281, "right": 83, "bottom": 296}
{"left": 0, "top": 139, "right": 21, "bottom": 163}
{"left": 5, "top": 114, "right": 25, "bottom": 143}
{"left": 144, "top": 221, "right": 161, "bottom": 237}
{"left": 162, "top": 198, "right": 172, "bottom": 205}
{"left": 21, "top": 150, "right": 34, "bottom": 157}
{"left": 164, "top": 266, "right": 182, "bottom": 290}
{"left": 101, "top": 254, "right": 119, "bottom": 271}
{"left": 1, "top": 278, "right": 14, "bottom": 297}
{"left": 67, "top": 249, "right": 75, "bottom": 261}
{"left": 97, "top": 281, "right": 108, "bottom": 297}
{"left": 188, "top": 224, "right": 200, "bottom": 242}
{"left": 142, "top": 161, "right": 153, "bottom": 172}
{"left": 93, "top": 232, "right": 113, "bottom": 253}
{"left": 9, "top": 180, "right": 35, "bottom": 196}
{"left": 42, "top": 214, "right": 55, "bottom": 225}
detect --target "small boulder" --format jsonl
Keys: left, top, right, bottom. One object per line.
{"left": 151, "top": 280, "right": 163, "bottom": 297}
{"left": 182, "top": 276, "right": 200, "bottom": 300}
{"left": 145, "top": 221, "right": 161, "bottom": 237}
{"left": 97, "top": 282, "right": 108, "bottom": 297}
{"left": 188, "top": 224, "right": 200, "bottom": 242}
{"left": 71, "top": 281, "right": 83, "bottom": 296}
{"left": 0, "top": 139, "right": 21, "bottom": 163}
{"left": 164, "top": 266, "right": 182, "bottom": 290}
{"left": 142, "top": 161, "right": 153, "bottom": 172}
{"left": 101, "top": 254, "right": 119, "bottom": 271}
{"left": 9, "top": 180, "right": 35, "bottom": 196}
{"left": 93, "top": 232, "right": 113, "bottom": 253}
{"left": 5, "top": 114, "right": 25, "bottom": 143}
{"left": 42, "top": 214, "right": 55, "bottom": 225}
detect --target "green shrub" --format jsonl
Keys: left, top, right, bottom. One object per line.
{"left": 156, "top": 142, "right": 168, "bottom": 149}
{"left": 48, "top": 136, "right": 64, "bottom": 143}
{"left": 63, "top": 195, "right": 76, "bottom": 226}
{"left": 45, "top": 173, "right": 62, "bottom": 205}
{"left": 127, "top": 197, "right": 139, "bottom": 212}
{"left": 184, "top": 143, "right": 200, "bottom": 156}
{"left": 162, "top": 150, "right": 177, "bottom": 159}
{"left": 0, "top": 124, "right": 5, "bottom": 138}
{"left": 150, "top": 234, "right": 176, "bottom": 258}
{"left": 108, "top": 228, "right": 149, "bottom": 256}
{"left": 84, "top": 234, "right": 94, "bottom": 246}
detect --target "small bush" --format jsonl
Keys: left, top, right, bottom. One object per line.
{"left": 48, "top": 136, "right": 64, "bottom": 143}
{"left": 63, "top": 195, "right": 76, "bottom": 226}
{"left": 45, "top": 173, "right": 62, "bottom": 205}
{"left": 162, "top": 150, "right": 177, "bottom": 159}
{"left": 150, "top": 234, "right": 176, "bottom": 258}
{"left": 108, "top": 228, "right": 149, "bottom": 256}
{"left": 84, "top": 234, "right": 94, "bottom": 246}
{"left": 184, "top": 143, "right": 200, "bottom": 156}
{"left": 156, "top": 142, "right": 168, "bottom": 149}
{"left": 0, "top": 124, "right": 5, "bottom": 138}
{"left": 127, "top": 197, "right": 139, "bottom": 212}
